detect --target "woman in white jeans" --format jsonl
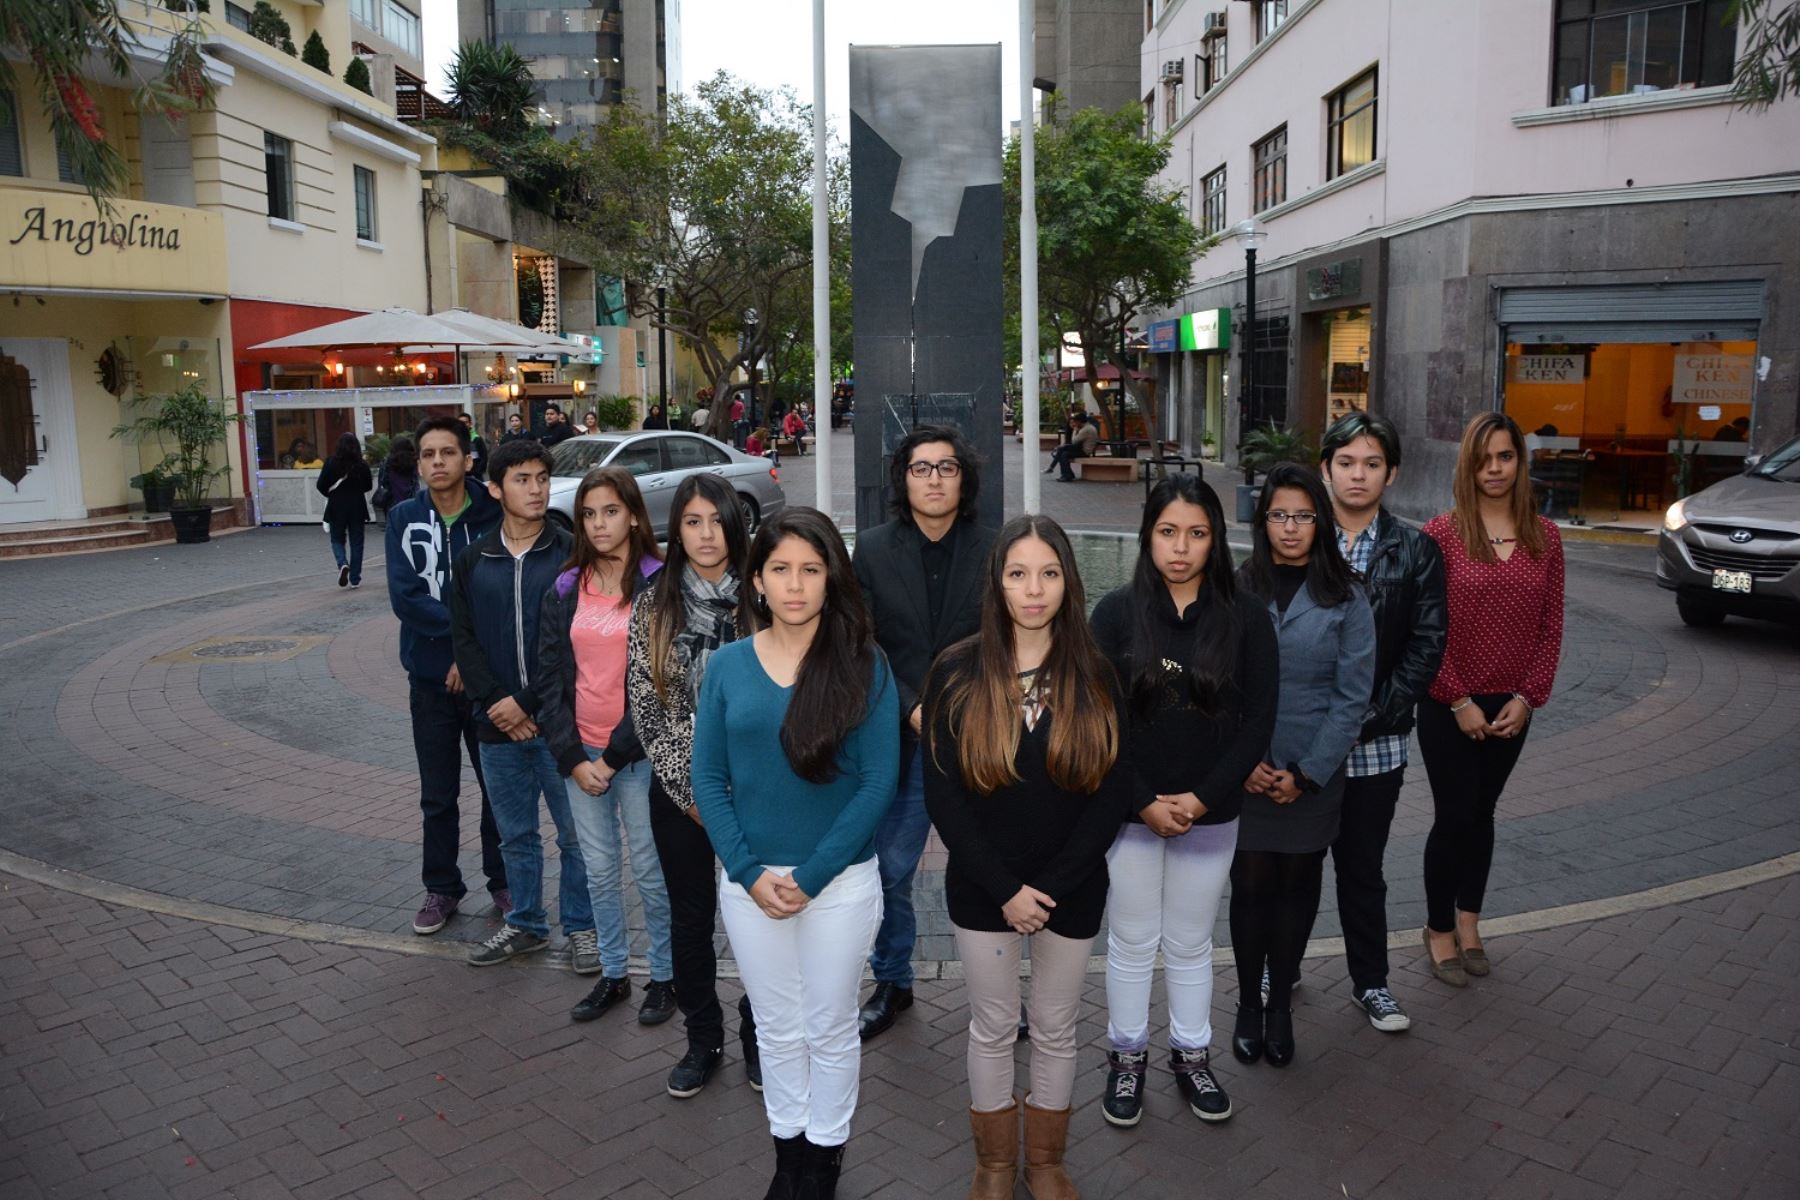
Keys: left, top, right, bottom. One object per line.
{"left": 535, "top": 466, "right": 676, "bottom": 1024}
{"left": 923, "top": 515, "right": 1132, "bottom": 1200}
{"left": 691, "top": 508, "right": 899, "bottom": 1200}
{"left": 1088, "top": 476, "right": 1279, "bottom": 1128}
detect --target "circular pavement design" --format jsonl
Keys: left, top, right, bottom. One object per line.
{"left": 1, "top": 529, "right": 1797, "bottom": 974}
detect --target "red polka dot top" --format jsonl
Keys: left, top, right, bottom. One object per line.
{"left": 1423, "top": 513, "right": 1565, "bottom": 710}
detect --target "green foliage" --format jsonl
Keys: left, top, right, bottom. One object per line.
{"left": 446, "top": 40, "right": 536, "bottom": 139}
{"left": 362, "top": 433, "right": 391, "bottom": 469}
{"left": 1238, "top": 421, "right": 1316, "bottom": 477}
{"left": 516, "top": 258, "right": 545, "bottom": 329}
{"left": 111, "top": 382, "right": 246, "bottom": 508}
{"left": 300, "top": 29, "right": 329, "bottom": 74}
{"left": 588, "top": 394, "right": 635, "bottom": 431}
{"left": 343, "top": 55, "right": 373, "bottom": 95}
{"left": 248, "top": 2, "right": 294, "bottom": 55}
{"left": 1730, "top": 0, "right": 1800, "bottom": 108}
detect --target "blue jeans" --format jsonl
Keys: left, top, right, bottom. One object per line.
{"left": 567, "top": 754, "right": 673, "bottom": 980}
{"left": 869, "top": 744, "right": 930, "bottom": 986}
{"left": 478, "top": 737, "right": 593, "bottom": 939}
{"left": 327, "top": 519, "right": 365, "bottom": 585}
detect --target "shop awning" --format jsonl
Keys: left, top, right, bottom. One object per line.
{"left": 250, "top": 307, "right": 585, "bottom": 356}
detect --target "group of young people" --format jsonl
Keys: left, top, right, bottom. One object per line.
{"left": 381, "top": 406, "right": 1564, "bottom": 1199}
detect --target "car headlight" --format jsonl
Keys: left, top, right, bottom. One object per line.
{"left": 1663, "top": 497, "right": 1688, "bottom": 532}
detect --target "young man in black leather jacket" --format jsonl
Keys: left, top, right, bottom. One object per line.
{"left": 1321, "top": 412, "right": 1446, "bottom": 1034}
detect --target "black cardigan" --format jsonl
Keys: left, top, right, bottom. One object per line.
{"left": 921, "top": 646, "right": 1135, "bottom": 939}
{"left": 534, "top": 564, "right": 653, "bottom": 777}
{"left": 1089, "top": 584, "right": 1279, "bottom": 827}
{"left": 314, "top": 458, "right": 372, "bottom": 525}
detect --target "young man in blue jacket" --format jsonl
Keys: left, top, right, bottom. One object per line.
{"left": 449, "top": 439, "right": 596, "bottom": 968}
{"left": 386, "top": 416, "right": 509, "bottom": 937}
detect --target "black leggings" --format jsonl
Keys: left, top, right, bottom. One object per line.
{"left": 1229, "top": 848, "right": 1327, "bottom": 1011}
{"left": 1416, "top": 695, "right": 1530, "bottom": 932}
{"left": 647, "top": 777, "right": 754, "bottom": 1053}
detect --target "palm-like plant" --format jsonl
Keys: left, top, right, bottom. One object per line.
{"left": 445, "top": 40, "right": 536, "bottom": 139}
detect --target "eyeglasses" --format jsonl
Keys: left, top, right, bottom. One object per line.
{"left": 906, "top": 459, "right": 962, "bottom": 479}
{"left": 1265, "top": 511, "right": 1318, "bottom": 527}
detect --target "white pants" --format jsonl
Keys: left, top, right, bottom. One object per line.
{"left": 1104, "top": 818, "right": 1238, "bottom": 1052}
{"left": 720, "top": 858, "right": 882, "bottom": 1146}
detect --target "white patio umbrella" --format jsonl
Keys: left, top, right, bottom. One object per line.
{"left": 246, "top": 308, "right": 491, "bottom": 352}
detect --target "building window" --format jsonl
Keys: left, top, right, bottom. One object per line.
{"left": 353, "top": 165, "right": 376, "bottom": 241}
{"left": 1254, "top": 0, "right": 1289, "bottom": 42}
{"left": 0, "top": 91, "right": 22, "bottom": 177}
{"left": 57, "top": 140, "right": 85, "bottom": 186}
{"left": 1200, "top": 165, "right": 1226, "bottom": 236}
{"left": 1164, "top": 79, "right": 1183, "bottom": 127}
{"left": 382, "top": 0, "right": 421, "bottom": 56}
{"left": 264, "top": 132, "right": 294, "bottom": 221}
{"left": 1553, "top": 0, "right": 1736, "bottom": 105}
{"left": 1208, "top": 31, "right": 1229, "bottom": 88}
{"left": 225, "top": 1, "right": 252, "bottom": 31}
{"left": 351, "top": 0, "right": 378, "bottom": 30}
{"left": 1326, "top": 67, "right": 1377, "bottom": 179}
{"left": 1143, "top": 90, "right": 1156, "bottom": 134}
{"left": 1252, "top": 125, "right": 1287, "bottom": 212}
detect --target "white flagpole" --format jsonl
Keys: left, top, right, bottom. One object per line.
{"left": 812, "top": 0, "right": 833, "bottom": 516}
{"left": 1020, "top": 0, "right": 1040, "bottom": 515}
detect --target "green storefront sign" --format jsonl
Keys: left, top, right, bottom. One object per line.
{"left": 1179, "top": 308, "right": 1231, "bottom": 351}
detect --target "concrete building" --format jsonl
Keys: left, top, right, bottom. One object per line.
{"left": 1140, "top": 0, "right": 1800, "bottom": 523}
{"left": 1035, "top": 0, "right": 1144, "bottom": 116}
{"left": 455, "top": 0, "right": 680, "bottom": 133}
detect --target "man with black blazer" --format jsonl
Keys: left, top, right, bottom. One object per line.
{"left": 853, "top": 425, "right": 997, "bottom": 1040}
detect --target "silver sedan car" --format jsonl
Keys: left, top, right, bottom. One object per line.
{"left": 546, "top": 431, "right": 786, "bottom": 539}
{"left": 1658, "top": 434, "right": 1800, "bottom": 628}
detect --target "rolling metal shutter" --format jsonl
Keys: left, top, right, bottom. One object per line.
{"left": 1499, "top": 281, "right": 1765, "bottom": 344}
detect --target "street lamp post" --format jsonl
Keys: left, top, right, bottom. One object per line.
{"left": 1231, "top": 218, "right": 1267, "bottom": 441}
{"left": 656, "top": 283, "right": 669, "bottom": 423}
{"left": 742, "top": 308, "right": 760, "bottom": 442}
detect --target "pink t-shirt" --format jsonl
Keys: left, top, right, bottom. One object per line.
{"left": 572, "top": 577, "right": 632, "bottom": 748}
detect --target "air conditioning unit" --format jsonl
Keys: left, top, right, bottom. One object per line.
{"left": 1203, "top": 11, "right": 1228, "bottom": 36}
{"left": 1161, "top": 59, "right": 1184, "bottom": 82}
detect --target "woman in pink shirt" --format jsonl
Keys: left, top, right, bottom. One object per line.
{"left": 537, "top": 466, "right": 675, "bottom": 1025}
{"left": 1417, "top": 413, "right": 1564, "bottom": 988}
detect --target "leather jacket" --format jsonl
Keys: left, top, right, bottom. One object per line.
{"left": 1355, "top": 510, "right": 1448, "bottom": 740}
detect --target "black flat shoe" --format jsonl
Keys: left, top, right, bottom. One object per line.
{"left": 1230, "top": 1003, "right": 1264, "bottom": 1065}
{"left": 857, "top": 982, "right": 912, "bottom": 1041}
{"left": 1263, "top": 1008, "right": 1295, "bottom": 1068}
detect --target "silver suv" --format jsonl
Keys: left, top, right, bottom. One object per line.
{"left": 546, "top": 431, "right": 787, "bottom": 540}
{"left": 1658, "top": 435, "right": 1800, "bottom": 628}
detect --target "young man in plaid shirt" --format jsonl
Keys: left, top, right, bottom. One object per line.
{"left": 1321, "top": 413, "right": 1447, "bottom": 1032}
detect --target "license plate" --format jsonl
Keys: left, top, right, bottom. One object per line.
{"left": 1712, "top": 569, "right": 1753, "bottom": 594}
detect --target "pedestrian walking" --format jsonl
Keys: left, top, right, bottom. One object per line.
{"left": 535, "top": 465, "right": 678, "bottom": 1027}
{"left": 375, "top": 434, "right": 420, "bottom": 517}
{"left": 1091, "top": 475, "right": 1278, "bottom": 1129}
{"left": 1231, "top": 464, "right": 1374, "bottom": 1069}
{"left": 692, "top": 508, "right": 899, "bottom": 1200}
{"left": 923, "top": 514, "right": 1132, "bottom": 1200}
{"left": 500, "top": 413, "right": 532, "bottom": 444}
{"left": 1318, "top": 413, "right": 1447, "bottom": 1032}
{"left": 626, "top": 473, "right": 763, "bottom": 1098}
{"left": 852, "top": 426, "right": 997, "bottom": 1042}
{"left": 1418, "top": 413, "right": 1564, "bottom": 987}
{"left": 449, "top": 440, "right": 596, "bottom": 969}
{"left": 385, "top": 416, "right": 508, "bottom": 935}
{"left": 315, "top": 433, "right": 373, "bottom": 589}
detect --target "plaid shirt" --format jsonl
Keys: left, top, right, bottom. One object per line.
{"left": 1341, "top": 521, "right": 1408, "bottom": 778}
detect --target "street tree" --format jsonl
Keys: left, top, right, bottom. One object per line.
{"left": 1730, "top": 0, "right": 1800, "bottom": 108}
{"left": 0, "top": 0, "right": 217, "bottom": 205}
{"left": 1004, "top": 100, "right": 1206, "bottom": 459}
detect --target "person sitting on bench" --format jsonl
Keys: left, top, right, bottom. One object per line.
{"left": 1047, "top": 411, "right": 1099, "bottom": 481}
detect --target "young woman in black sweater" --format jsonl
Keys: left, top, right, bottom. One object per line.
{"left": 923, "top": 514, "right": 1134, "bottom": 1200}
{"left": 1090, "top": 475, "right": 1278, "bottom": 1129}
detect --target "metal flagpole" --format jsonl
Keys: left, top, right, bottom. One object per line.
{"left": 1020, "top": 0, "right": 1040, "bottom": 515}
{"left": 812, "top": 0, "right": 833, "bottom": 516}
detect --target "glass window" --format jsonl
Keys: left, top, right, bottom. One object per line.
{"left": 257, "top": 408, "right": 355, "bottom": 471}
{"left": 1200, "top": 165, "right": 1227, "bottom": 237}
{"left": 1207, "top": 32, "right": 1229, "bottom": 89}
{"left": 224, "top": 1, "right": 252, "bottom": 30}
{"left": 353, "top": 165, "right": 376, "bottom": 241}
{"left": 1255, "top": 0, "right": 1289, "bottom": 42}
{"left": 264, "top": 133, "right": 293, "bottom": 221}
{"left": 0, "top": 91, "right": 22, "bottom": 177}
{"left": 1552, "top": 0, "right": 1736, "bottom": 105}
{"left": 1327, "top": 67, "right": 1378, "bottom": 179}
{"left": 610, "top": 440, "right": 665, "bottom": 476}
{"left": 1143, "top": 91, "right": 1155, "bottom": 135}
{"left": 1253, "top": 125, "right": 1287, "bottom": 212}
{"left": 664, "top": 435, "right": 729, "bottom": 470}
{"left": 551, "top": 438, "right": 620, "bottom": 476}
{"left": 383, "top": 0, "right": 421, "bottom": 56}
{"left": 1164, "top": 79, "right": 1182, "bottom": 128}
{"left": 351, "top": 0, "right": 378, "bottom": 28}
{"left": 57, "top": 138, "right": 85, "bottom": 185}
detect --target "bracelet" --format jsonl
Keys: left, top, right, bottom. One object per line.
{"left": 1512, "top": 692, "right": 1533, "bottom": 712}
{"left": 1449, "top": 698, "right": 1472, "bottom": 713}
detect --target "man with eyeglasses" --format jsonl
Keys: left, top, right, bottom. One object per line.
{"left": 1318, "top": 412, "right": 1446, "bottom": 1034}
{"left": 852, "top": 426, "right": 997, "bottom": 1040}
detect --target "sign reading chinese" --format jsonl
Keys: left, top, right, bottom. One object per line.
{"left": 1306, "top": 258, "right": 1363, "bottom": 302}
{"left": 1672, "top": 354, "right": 1754, "bottom": 405}
{"left": 1178, "top": 308, "right": 1230, "bottom": 352}
{"left": 1148, "top": 320, "right": 1179, "bottom": 354}
{"left": 1507, "top": 354, "right": 1585, "bottom": 385}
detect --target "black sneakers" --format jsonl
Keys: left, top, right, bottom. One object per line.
{"left": 743, "top": 1030, "right": 763, "bottom": 1092}
{"left": 666, "top": 1044, "right": 723, "bottom": 1098}
{"left": 569, "top": 976, "right": 631, "bottom": 1023}
{"left": 1102, "top": 1049, "right": 1149, "bottom": 1127}
{"left": 638, "top": 979, "right": 677, "bottom": 1026}
{"left": 1171, "top": 1047, "right": 1233, "bottom": 1122}
{"left": 1353, "top": 986, "right": 1412, "bottom": 1032}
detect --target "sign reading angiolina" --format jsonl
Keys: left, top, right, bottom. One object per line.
{"left": 1, "top": 189, "right": 226, "bottom": 295}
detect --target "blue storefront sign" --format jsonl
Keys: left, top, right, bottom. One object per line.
{"left": 1148, "top": 319, "right": 1180, "bottom": 354}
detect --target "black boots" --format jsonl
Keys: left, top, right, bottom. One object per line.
{"left": 1231, "top": 1002, "right": 1264, "bottom": 1064}
{"left": 857, "top": 982, "right": 913, "bottom": 1041}
{"left": 764, "top": 1136, "right": 846, "bottom": 1200}
{"left": 764, "top": 1135, "right": 806, "bottom": 1200}
{"left": 1263, "top": 1008, "right": 1296, "bottom": 1067}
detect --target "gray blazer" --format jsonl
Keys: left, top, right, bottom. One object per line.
{"left": 1239, "top": 582, "right": 1377, "bottom": 854}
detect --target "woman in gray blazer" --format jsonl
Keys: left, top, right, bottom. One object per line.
{"left": 1230, "top": 464, "right": 1375, "bottom": 1070}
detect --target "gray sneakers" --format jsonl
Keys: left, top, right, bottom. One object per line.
{"left": 467, "top": 924, "right": 549, "bottom": 966}
{"left": 567, "top": 928, "right": 602, "bottom": 975}
{"left": 1353, "top": 987, "right": 1412, "bottom": 1032}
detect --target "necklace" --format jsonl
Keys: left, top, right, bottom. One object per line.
{"left": 1489, "top": 536, "right": 1516, "bottom": 545}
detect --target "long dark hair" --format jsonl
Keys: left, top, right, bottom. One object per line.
{"left": 928, "top": 515, "right": 1119, "bottom": 795}
{"left": 387, "top": 434, "right": 418, "bottom": 476}
{"left": 645, "top": 473, "right": 756, "bottom": 704}
{"left": 1238, "top": 463, "right": 1357, "bottom": 608}
{"left": 886, "top": 424, "right": 982, "bottom": 524}
{"left": 330, "top": 432, "right": 362, "bottom": 471}
{"left": 1126, "top": 475, "right": 1240, "bottom": 717}
{"left": 746, "top": 507, "right": 877, "bottom": 785}
{"left": 1452, "top": 411, "right": 1545, "bottom": 562}
{"left": 565, "top": 465, "right": 661, "bottom": 605}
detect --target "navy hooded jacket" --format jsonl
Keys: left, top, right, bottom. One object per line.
{"left": 449, "top": 522, "right": 573, "bottom": 742}
{"left": 384, "top": 484, "right": 503, "bottom": 691}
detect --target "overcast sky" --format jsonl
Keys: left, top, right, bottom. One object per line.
{"left": 422, "top": 0, "right": 1025, "bottom": 136}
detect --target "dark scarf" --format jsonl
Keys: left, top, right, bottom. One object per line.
{"left": 676, "top": 564, "right": 740, "bottom": 703}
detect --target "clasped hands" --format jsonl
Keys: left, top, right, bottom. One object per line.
{"left": 571, "top": 759, "right": 616, "bottom": 797}
{"left": 1140, "top": 791, "right": 1207, "bottom": 837}
{"left": 1002, "top": 885, "right": 1056, "bottom": 935}
{"left": 749, "top": 871, "right": 812, "bottom": 920}
{"left": 1455, "top": 696, "right": 1530, "bottom": 742}
{"left": 1244, "top": 763, "right": 1302, "bottom": 804}
{"left": 487, "top": 696, "right": 538, "bottom": 742}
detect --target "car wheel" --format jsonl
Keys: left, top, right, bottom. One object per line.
{"left": 1676, "top": 592, "right": 1727, "bottom": 628}
{"left": 737, "top": 493, "right": 761, "bottom": 534}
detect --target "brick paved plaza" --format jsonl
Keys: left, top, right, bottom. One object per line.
{"left": 2, "top": 432, "right": 1798, "bottom": 1198}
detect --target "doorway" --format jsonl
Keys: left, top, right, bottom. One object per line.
{"left": 0, "top": 338, "right": 85, "bottom": 525}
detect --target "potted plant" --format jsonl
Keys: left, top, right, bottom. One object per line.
{"left": 1235, "top": 421, "right": 1317, "bottom": 522}
{"left": 113, "top": 382, "right": 246, "bottom": 543}
{"left": 129, "top": 458, "right": 179, "bottom": 513}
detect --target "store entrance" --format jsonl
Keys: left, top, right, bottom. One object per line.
{"left": 0, "top": 338, "right": 84, "bottom": 525}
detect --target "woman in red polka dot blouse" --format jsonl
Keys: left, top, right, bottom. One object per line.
{"left": 1417, "top": 413, "right": 1564, "bottom": 988}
